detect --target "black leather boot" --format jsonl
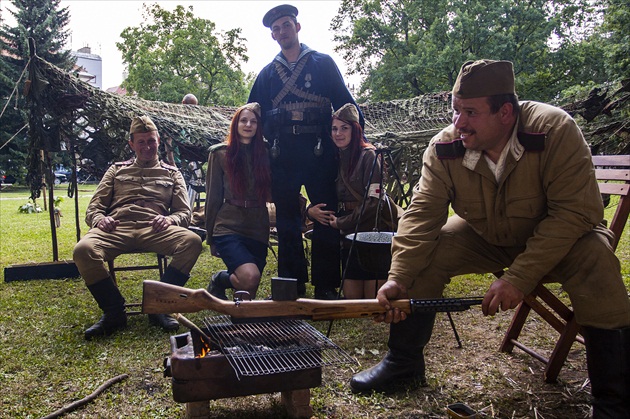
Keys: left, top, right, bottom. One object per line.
{"left": 148, "top": 266, "right": 190, "bottom": 331}
{"left": 350, "top": 312, "right": 436, "bottom": 393}
{"left": 85, "top": 277, "right": 127, "bottom": 340}
{"left": 583, "top": 326, "right": 630, "bottom": 419}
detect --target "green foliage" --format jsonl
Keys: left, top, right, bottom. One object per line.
{"left": 0, "top": 0, "right": 75, "bottom": 184}
{"left": 116, "top": 4, "right": 250, "bottom": 106}
{"left": 332, "top": 0, "right": 612, "bottom": 102}
{"left": 17, "top": 199, "right": 42, "bottom": 213}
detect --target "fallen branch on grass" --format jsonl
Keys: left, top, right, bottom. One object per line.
{"left": 40, "top": 373, "right": 129, "bottom": 419}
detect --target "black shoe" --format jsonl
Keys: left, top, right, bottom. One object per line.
{"left": 314, "top": 288, "right": 339, "bottom": 300}
{"left": 85, "top": 312, "right": 127, "bottom": 340}
{"left": 208, "top": 270, "right": 230, "bottom": 300}
{"left": 297, "top": 282, "right": 307, "bottom": 298}
{"left": 148, "top": 313, "right": 180, "bottom": 331}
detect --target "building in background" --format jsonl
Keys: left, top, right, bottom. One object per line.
{"left": 72, "top": 46, "right": 102, "bottom": 89}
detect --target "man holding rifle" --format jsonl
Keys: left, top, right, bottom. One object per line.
{"left": 350, "top": 60, "right": 630, "bottom": 418}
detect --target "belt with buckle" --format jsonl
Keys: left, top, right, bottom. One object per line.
{"left": 224, "top": 198, "right": 266, "bottom": 208}
{"left": 281, "top": 125, "right": 321, "bottom": 135}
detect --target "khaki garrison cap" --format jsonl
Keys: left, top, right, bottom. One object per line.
{"left": 129, "top": 115, "right": 158, "bottom": 135}
{"left": 240, "top": 102, "right": 262, "bottom": 118}
{"left": 452, "top": 60, "right": 515, "bottom": 99}
{"left": 263, "top": 4, "right": 298, "bottom": 28}
{"left": 333, "top": 103, "right": 360, "bottom": 124}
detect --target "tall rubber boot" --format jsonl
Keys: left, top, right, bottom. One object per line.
{"left": 148, "top": 266, "right": 190, "bottom": 331}
{"left": 350, "top": 312, "right": 436, "bottom": 393}
{"left": 583, "top": 326, "right": 630, "bottom": 419}
{"left": 85, "top": 277, "right": 127, "bottom": 340}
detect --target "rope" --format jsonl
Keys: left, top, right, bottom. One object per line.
{"left": 0, "top": 123, "right": 28, "bottom": 151}
{"left": 0, "top": 58, "right": 30, "bottom": 121}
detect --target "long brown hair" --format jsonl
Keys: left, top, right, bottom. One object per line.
{"left": 225, "top": 105, "right": 271, "bottom": 202}
{"left": 333, "top": 116, "right": 375, "bottom": 177}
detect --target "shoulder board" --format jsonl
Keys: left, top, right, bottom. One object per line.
{"left": 114, "top": 158, "right": 134, "bottom": 166}
{"left": 209, "top": 143, "right": 228, "bottom": 153}
{"left": 435, "top": 139, "right": 466, "bottom": 160}
{"left": 160, "top": 161, "right": 179, "bottom": 171}
{"left": 517, "top": 132, "right": 546, "bottom": 152}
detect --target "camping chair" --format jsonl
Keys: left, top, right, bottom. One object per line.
{"left": 107, "top": 251, "right": 168, "bottom": 315}
{"left": 499, "top": 154, "right": 630, "bottom": 382}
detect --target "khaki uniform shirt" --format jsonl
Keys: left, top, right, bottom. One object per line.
{"left": 390, "top": 101, "right": 605, "bottom": 294}
{"left": 85, "top": 157, "right": 191, "bottom": 228}
{"left": 204, "top": 143, "right": 270, "bottom": 246}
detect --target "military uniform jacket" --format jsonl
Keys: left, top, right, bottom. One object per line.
{"left": 204, "top": 143, "right": 270, "bottom": 245}
{"left": 390, "top": 101, "right": 605, "bottom": 295}
{"left": 248, "top": 44, "right": 363, "bottom": 136}
{"left": 335, "top": 147, "right": 384, "bottom": 235}
{"left": 85, "top": 157, "right": 191, "bottom": 228}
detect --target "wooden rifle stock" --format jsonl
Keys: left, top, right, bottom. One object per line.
{"left": 142, "top": 280, "right": 411, "bottom": 321}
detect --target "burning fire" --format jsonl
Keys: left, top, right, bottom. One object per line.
{"left": 195, "top": 335, "right": 212, "bottom": 358}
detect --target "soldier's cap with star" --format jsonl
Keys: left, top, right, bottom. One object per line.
{"left": 263, "top": 4, "right": 298, "bottom": 28}
{"left": 129, "top": 115, "right": 158, "bottom": 135}
{"left": 452, "top": 59, "right": 515, "bottom": 99}
{"left": 333, "top": 103, "right": 360, "bottom": 124}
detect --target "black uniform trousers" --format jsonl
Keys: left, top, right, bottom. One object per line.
{"left": 271, "top": 132, "right": 341, "bottom": 291}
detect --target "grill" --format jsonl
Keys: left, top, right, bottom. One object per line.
{"left": 203, "top": 315, "right": 356, "bottom": 379}
{"left": 165, "top": 316, "right": 357, "bottom": 418}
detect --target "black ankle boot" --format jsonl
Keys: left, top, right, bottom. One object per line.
{"left": 350, "top": 312, "right": 436, "bottom": 393}
{"left": 583, "top": 326, "right": 630, "bottom": 419}
{"left": 208, "top": 270, "right": 232, "bottom": 300}
{"left": 85, "top": 278, "right": 127, "bottom": 340}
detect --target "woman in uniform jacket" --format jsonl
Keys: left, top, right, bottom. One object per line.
{"left": 307, "top": 103, "right": 395, "bottom": 299}
{"left": 205, "top": 103, "right": 272, "bottom": 300}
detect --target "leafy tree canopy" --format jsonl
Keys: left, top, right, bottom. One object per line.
{"left": 117, "top": 4, "right": 250, "bottom": 106}
{"left": 331, "top": 0, "right": 606, "bottom": 102}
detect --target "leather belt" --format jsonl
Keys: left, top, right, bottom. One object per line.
{"left": 224, "top": 198, "right": 266, "bottom": 208}
{"left": 280, "top": 125, "right": 321, "bottom": 135}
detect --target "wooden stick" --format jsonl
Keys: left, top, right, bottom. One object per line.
{"left": 40, "top": 374, "right": 129, "bottom": 419}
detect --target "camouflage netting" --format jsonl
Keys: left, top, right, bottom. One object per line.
{"left": 25, "top": 55, "right": 630, "bottom": 205}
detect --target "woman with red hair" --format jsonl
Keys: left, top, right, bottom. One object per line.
{"left": 205, "top": 103, "right": 271, "bottom": 300}
{"left": 307, "top": 103, "right": 396, "bottom": 299}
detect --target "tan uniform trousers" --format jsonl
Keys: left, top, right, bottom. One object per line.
{"left": 73, "top": 221, "right": 202, "bottom": 285}
{"left": 405, "top": 215, "right": 630, "bottom": 329}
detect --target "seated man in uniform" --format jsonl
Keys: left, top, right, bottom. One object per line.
{"left": 73, "top": 115, "right": 202, "bottom": 340}
{"left": 350, "top": 60, "right": 630, "bottom": 418}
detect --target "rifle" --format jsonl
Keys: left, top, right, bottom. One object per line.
{"left": 142, "top": 280, "right": 483, "bottom": 322}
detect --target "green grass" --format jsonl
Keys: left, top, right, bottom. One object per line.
{"left": 0, "top": 184, "right": 628, "bottom": 418}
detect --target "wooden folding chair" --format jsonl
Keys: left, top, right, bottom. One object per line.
{"left": 107, "top": 251, "right": 168, "bottom": 315}
{"left": 499, "top": 154, "right": 630, "bottom": 382}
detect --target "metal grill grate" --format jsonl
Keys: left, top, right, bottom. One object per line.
{"left": 203, "top": 315, "right": 356, "bottom": 379}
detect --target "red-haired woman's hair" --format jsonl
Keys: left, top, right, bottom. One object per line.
{"left": 333, "top": 116, "right": 375, "bottom": 177}
{"left": 225, "top": 106, "right": 271, "bottom": 202}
